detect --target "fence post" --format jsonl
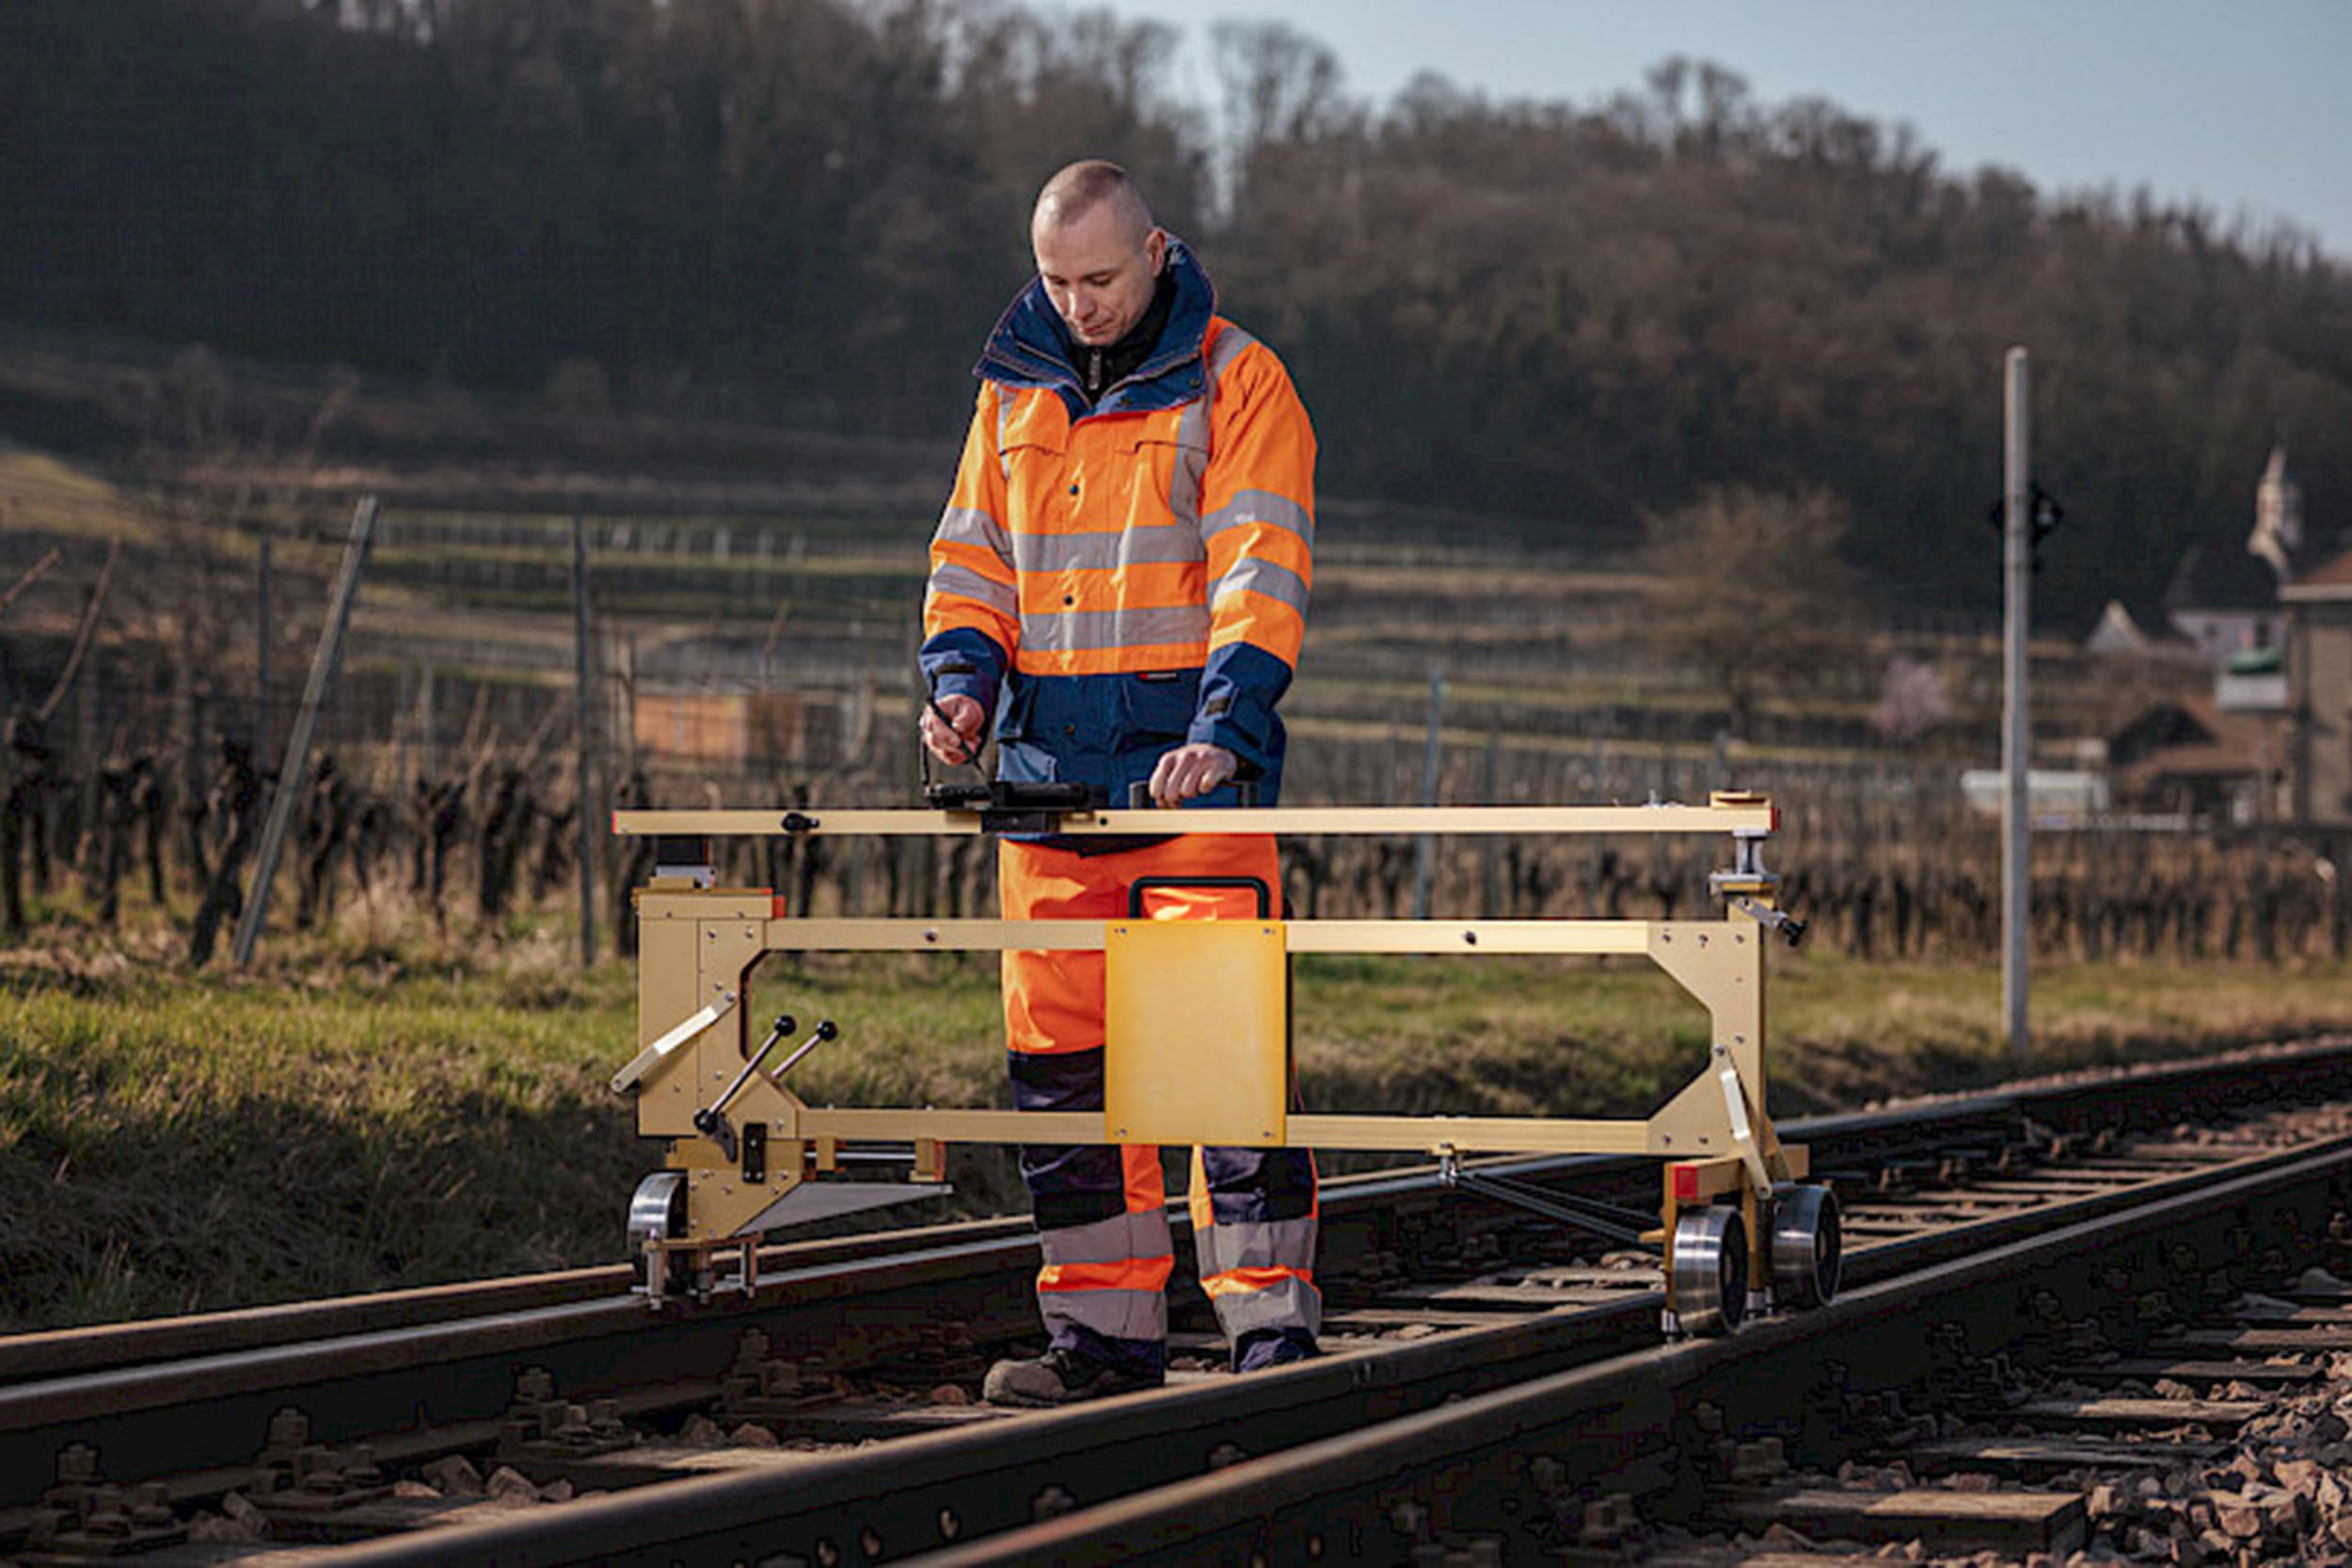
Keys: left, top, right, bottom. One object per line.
{"left": 418, "top": 657, "right": 436, "bottom": 784}
{"left": 572, "top": 514, "right": 598, "bottom": 968}
{"left": 257, "top": 532, "right": 274, "bottom": 764}
{"left": 1481, "top": 721, "right": 1502, "bottom": 916}
{"left": 1411, "top": 667, "right": 1446, "bottom": 920}
{"left": 232, "top": 495, "right": 378, "bottom": 966}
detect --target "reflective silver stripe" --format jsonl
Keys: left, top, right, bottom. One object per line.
{"left": 936, "top": 503, "right": 1011, "bottom": 559}
{"left": 1038, "top": 1209, "right": 1173, "bottom": 1268}
{"left": 1021, "top": 604, "right": 1211, "bottom": 654}
{"left": 1169, "top": 324, "right": 1257, "bottom": 524}
{"left": 1196, "top": 1213, "right": 1318, "bottom": 1276}
{"left": 1163, "top": 433, "right": 1210, "bottom": 531}
{"left": 928, "top": 562, "right": 1017, "bottom": 615}
{"left": 1016, "top": 525, "right": 1205, "bottom": 576}
{"left": 1211, "top": 555, "right": 1310, "bottom": 615}
{"left": 1205, "top": 1275, "right": 1322, "bottom": 1340}
{"left": 1041, "top": 1286, "right": 1168, "bottom": 1344}
{"left": 1201, "top": 488, "right": 1314, "bottom": 550}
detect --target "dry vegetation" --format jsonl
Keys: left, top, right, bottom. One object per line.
{"left": 7, "top": 898, "right": 2352, "bottom": 1334}
{"left": 2, "top": 0, "right": 2346, "bottom": 1346}
{"left": 0, "top": 388, "right": 2331, "bottom": 1335}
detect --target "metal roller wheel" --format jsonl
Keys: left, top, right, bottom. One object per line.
{"left": 628, "top": 1172, "right": 691, "bottom": 1295}
{"left": 1669, "top": 1206, "right": 1748, "bottom": 1337}
{"left": 1770, "top": 1183, "right": 1842, "bottom": 1310}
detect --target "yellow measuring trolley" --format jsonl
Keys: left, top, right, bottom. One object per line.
{"left": 609, "top": 792, "right": 1838, "bottom": 1336}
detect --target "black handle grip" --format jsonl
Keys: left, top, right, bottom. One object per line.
{"left": 1127, "top": 875, "right": 1273, "bottom": 920}
{"left": 691, "top": 1106, "right": 740, "bottom": 1162}
{"left": 1125, "top": 778, "right": 1261, "bottom": 809}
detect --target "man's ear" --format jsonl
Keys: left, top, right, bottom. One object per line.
{"left": 1147, "top": 227, "right": 1168, "bottom": 275}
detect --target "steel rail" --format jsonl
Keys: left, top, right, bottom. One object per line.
{"left": 0, "top": 1147, "right": 1654, "bottom": 1513}
{"left": 233, "top": 1126, "right": 2352, "bottom": 1567}
{"left": 3, "top": 1036, "right": 2310, "bottom": 1388}
{"left": 918, "top": 1136, "right": 2352, "bottom": 1566}
{"left": 5, "top": 1041, "right": 2349, "bottom": 1550}
{"left": 0, "top": 1232, "right": 1046, "bottom": 1504}
{"left": 0, "top": 1217, "right": 1044, "bottom": 1387}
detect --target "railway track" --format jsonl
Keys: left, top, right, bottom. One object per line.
{"left": 8, "top": 1040, "right": 2352, "bottom": 1566}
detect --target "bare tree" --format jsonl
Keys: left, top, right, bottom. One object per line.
{"left": 1637, "top": 486, "right": 1867, "bottom": 740}
{"left": 1209, "top": 20, "right": 1347, "bottom": 221}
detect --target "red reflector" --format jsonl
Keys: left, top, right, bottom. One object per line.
{"left": 771, "top": 895, "right": 790, "bottom": 919}
{"left": 1672, "top": 1164, "right": 1699, "bottom": 1202}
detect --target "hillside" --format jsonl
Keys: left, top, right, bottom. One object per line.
{"left": 2, "top": 0, "right": 2346, "bottom": 634}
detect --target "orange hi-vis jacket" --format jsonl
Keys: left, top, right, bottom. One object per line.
{"left": 921, "top": 240, "right": 1314, "bottom": 810}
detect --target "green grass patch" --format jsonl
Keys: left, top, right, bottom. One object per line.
{"left": 1294, "top": 950, "right": 2352, "bottom": 1123}
{"left": 0, "top": 943, "right": 637, "bottom": 1328}
{"left": 0, "top": 450, "right": 162, "bottom": 547}
{"left": 6, "top": 931, "right": 2351, "bottom": 1332}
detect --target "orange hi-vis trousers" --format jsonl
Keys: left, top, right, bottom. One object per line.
{"left": 999, "top": 832, "right": 1320, "bottom": 1377}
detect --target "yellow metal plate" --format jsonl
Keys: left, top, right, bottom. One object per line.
{"left": 1104, "top": 920, "right": 1287, "bottom": 1147}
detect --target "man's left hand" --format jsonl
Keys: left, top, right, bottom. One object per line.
{"left": 1149, "top": 742, "right": 1238, "bottom": 808}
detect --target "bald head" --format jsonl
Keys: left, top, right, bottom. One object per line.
{"left": 1030, "top": 160, "right": 1168, "bottom": 347}
{"left": 1032, "top": 160, "right": 1155, "bottom": 248}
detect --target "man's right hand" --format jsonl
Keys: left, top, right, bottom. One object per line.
{"left": 921, "top": 693, "right": 986, "bottom": 766}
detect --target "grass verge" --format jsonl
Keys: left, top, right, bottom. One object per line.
{"left": 5, "top": 932, "right": 2349, "bottom": 1332}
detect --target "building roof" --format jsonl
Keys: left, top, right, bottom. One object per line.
{"left": 2162, "top": 539, "right": 2282, "bottom": 613}
{"left": 2107, "top": 701, "right": 2217, "bottom": 768}
{"left": 2282, "top": 544, "right": 2352, "bottom": 600}
{"left": 2110, "top": 695, "right": 2273, "bottom": 788}
{"left": 2082, "top": 598, "right": 2150, "bottom": 654}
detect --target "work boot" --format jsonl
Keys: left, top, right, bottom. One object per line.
{"left": 1234, "top": 1327, "right": 1319, "bottom": 1372}
{"left": 982, "top": 1347, "right": 1162, "bottom": 1408}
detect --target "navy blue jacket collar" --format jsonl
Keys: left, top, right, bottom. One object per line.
{"left": 975, "top": 238, "right": 1218, "bottom": 419}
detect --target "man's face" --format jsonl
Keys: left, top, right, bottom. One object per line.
{"left": 1033, "top": 202, "right": 1166, "bottom": 347}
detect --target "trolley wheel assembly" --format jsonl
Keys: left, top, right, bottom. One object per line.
{"left": 1769, "top": 1182, "right": 1842, "bottom": 1309}
{"left": 628, "top": 1171, "right": 693, "bottom": 1297}
{"left": 1669, "top": 1205, "right": 1748, "bottom": 1336}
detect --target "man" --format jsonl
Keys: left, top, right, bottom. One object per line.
{"left": 919, "top": 160, "right": 1320, "bottom": 1406}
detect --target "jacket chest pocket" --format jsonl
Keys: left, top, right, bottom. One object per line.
{"left": 996, "top": 391, "right": 1071, "bottom": 505}
{"left": 1001, "top": 439, "right": 1069, "bottom": 495}
{"left": 1123, "top": 432, "right": 1212, "bottom": 526}
{"left": 1001, "top": 440, "right": 1076, "bottom": 568}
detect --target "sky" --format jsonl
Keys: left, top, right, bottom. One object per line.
{"left": 1069, "top": 0, "right": 2352, "bottom": 261}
